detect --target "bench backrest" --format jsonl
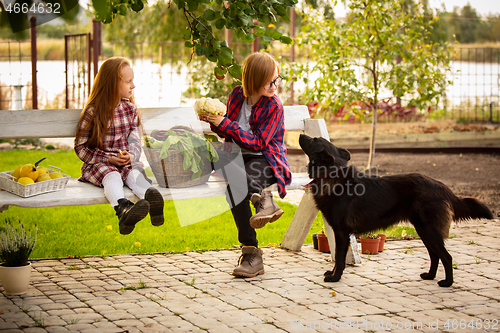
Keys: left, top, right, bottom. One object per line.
{"left": 0, "top": 105, "right": 312, "bottom": 140}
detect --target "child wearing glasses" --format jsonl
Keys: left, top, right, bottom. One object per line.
{"left": 200, "top": 52, "right": 291, "bottom": 278}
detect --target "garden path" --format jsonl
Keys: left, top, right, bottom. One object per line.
{"left": 1, "top": 218, "right": 499, "bottom": 332}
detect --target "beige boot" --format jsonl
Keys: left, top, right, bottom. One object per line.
{"left": 249, "top": 190, "right": 284, "bottom": 229}
{"left": 250, "top": 192, "right": 261, "bottom": 209}
{"left": 232, "top": 246, "right": 265, "bottom": 277}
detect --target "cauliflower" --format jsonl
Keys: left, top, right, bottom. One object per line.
{"left": 194, "top": 97, "right": 226, "bottom": 117}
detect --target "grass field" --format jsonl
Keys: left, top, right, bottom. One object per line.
{"left": 0, "top": 148, "right": 417, "bottom": 260}
{"left": 0, "top": 148, "right": 326, "bottom": 259}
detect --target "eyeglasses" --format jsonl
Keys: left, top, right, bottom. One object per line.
{"left": 263, "top": 75, "right": 283, "bottom": 90}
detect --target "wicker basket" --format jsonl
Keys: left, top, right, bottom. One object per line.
{"left": 0, "top": 166, "right": 70, "bottom": 198}
{"left": 143, "top": 146, "right": 213, "bottom": 188}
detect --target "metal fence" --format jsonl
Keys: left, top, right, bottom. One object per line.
{"left": 0, "top": 37, "right": 498, "bottom": 123}
{"left": 445, "top": 47, "right": 500, "bottom": 122}
{"left": 0, "top": 40, "right": 33, "bottom": 110}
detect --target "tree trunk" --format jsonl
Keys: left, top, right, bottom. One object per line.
{"left": 367, "top": 61, "right": 378, "bottom": 169}
{"left": 366, "top": 101, "right": 377, "bottom": 169}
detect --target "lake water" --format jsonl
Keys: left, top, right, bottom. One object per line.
{"left": 0, "top": 59, "right": 196, "bottom": 109}
{"left": 0, "top": 60, "right": 499, "bottom": 110}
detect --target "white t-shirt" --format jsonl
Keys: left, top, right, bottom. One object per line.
{"left": 237, "top": 98, "right": 262, "bottom": 155}
{"left": 237, "top": 98, "right": 254, "bottom": 134}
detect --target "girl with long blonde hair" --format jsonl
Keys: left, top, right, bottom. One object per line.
{"left": 75, "top": 57, "right": 164, "bottom": 235}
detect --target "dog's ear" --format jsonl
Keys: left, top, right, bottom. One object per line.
{"left": 338, "top": 148, "right": 351, "bottom": 161}
{"left": 325, "top": 153, "right": 336, "bottom": 165}
{"left": 311, "top": 150, "right": 335, "bottom": 166}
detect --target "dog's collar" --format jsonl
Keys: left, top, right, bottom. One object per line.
{"left": 302, "top": 174, "right": 327, "bottom": 188}
{"left": 302, "top": 165, "right": 347, "bottom": 188}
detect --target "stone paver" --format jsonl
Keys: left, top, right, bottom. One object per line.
{"left": 1, "top": 218, "right": 499, "bottom": 332}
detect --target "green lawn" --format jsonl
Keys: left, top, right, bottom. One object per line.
{"left": 0, "top": 148, "right": 416, "bottom": 260}
{"left": 0, "top": 148, "right": 325, "bottom": 259}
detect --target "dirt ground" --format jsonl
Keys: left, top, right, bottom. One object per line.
{"left": 287, "top": 150, "right": 500, "bottom": 218}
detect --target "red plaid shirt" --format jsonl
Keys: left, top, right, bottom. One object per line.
{"left": 74, "top": 100, "right": 143, "bottom": 186}
{"left": 211, "top": 86, "right": 291, "bottom": 198}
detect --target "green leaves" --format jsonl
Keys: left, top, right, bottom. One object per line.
{"left": 0, "top": 221, "right": 37, "bottom": 267}
{"left": 176, "top": 0, "right": 297, "bottom": 79}
{"left": 93, "top": 0, "right": 145, "bottom": 24}
{"left": 158, "top": 130, "right": 219, "bottom": 180}
{"left": 228, "top": 63, "right": 242, "bottom": 78}
{"left": 87, "top": 0, "right": 297, "bottom": 80}
{"left": 130, "top": 0, "right": 144, "bottom": 12}
{"left": 203, "top": 9, "right": 216, "bottom": 21}
{"left": 215, "top": 18, "right": 226, "bottom": 29}
{"left": 218, "top": 47, "right": 233, "bottom": 65}
{"left": 214, "top": 66, "right": 227, "bottom": 78}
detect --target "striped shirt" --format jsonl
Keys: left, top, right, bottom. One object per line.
{"left": 211, "top": 86, "right": 291, "bottom": 198}
{"left": 74, "top": 100, "right": 143, "bottom": 186}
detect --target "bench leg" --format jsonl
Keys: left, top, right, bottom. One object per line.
{"left": 322, "top": 218, "right": 362, "bottom": 265}
{"left": 280, "top": 191, "right": 318, "bottom": 252}
{"left": 280, "top": 191, "right": 361, "bottom": 265}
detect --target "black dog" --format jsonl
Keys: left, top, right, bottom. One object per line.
{"left": 299, "top": 134, "right": 494, "bottom": 287}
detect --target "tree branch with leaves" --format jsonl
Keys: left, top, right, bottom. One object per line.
{"left": 91, "top": 0, "right": 297, "bottom": 80}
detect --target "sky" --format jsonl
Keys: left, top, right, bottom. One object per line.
{"left": 427, "top": 0, "right": 500, "bottom": 16}
{"left": 333, "top": 0, "right": 500, "bottom": 17}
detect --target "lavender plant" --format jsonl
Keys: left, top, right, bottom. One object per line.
{"left": 0, "top": 221, "right": 37, "bottom": 267}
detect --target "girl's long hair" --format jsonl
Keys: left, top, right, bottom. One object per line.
{"left": 76, "top": 57, "right": 136, "bottom": 149}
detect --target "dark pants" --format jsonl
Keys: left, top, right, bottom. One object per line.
{"left": 214, "top": 152, "right": 277, "bottom": 247}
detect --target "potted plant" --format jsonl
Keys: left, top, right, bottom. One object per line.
{"left": 377, "top": 233, "right": 387, "bottom": 252}
{"left": 0, "top": 221, "right": 37, "bottom": 295}
{"left": 317, "top": 230, "right": 330, "bottom": 253}
{"left": 359, "top": 233, "right": 380, "bottom": 255}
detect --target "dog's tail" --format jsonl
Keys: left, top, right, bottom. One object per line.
{"left": 453, "top": 197, "right": 494, "bottom": 221}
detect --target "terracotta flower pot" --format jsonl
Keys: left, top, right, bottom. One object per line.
{"left": 317, "top": 233, "right": 330, "bottom": 253}
{"left": 0, "top": 263, "right": 32, "bottom": 295}
{"left": 377, "top": 234, "right": 387, "bottom": 252}
{"left": 360, "top": 237, "right": 380, "bottom": 254}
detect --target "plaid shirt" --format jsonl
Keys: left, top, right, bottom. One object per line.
{"left": 211, "top": 86, "right": 291, "bottom": 198}
{"left": 74, "top": 100, "right": 143, "bottom": 186}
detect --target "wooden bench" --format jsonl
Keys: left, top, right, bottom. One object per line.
{"left": 0, "top": 106, "right": 360, "bottom": 264}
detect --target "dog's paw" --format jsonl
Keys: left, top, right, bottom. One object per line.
{"left": 324, "top": 274, "right": 341, "bottom": 282}
{"left": 438, "top": 279, "right": 453, "bottom": 287}
{"left": 420, "top": 272, "right": 436, "bottom": 280}
{"left": 324, "top": 270, "right": 334, "bottom": 276}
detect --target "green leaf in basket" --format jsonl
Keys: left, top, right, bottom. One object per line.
{"left": 159, "top": 136, "right": 181, "bottom": 159}
{"left": 206, "top": 142, "right": 219, "bottom": 163}
{"left": 191, "top": 150, "right": 202, "bottom": 176}
{"left": 155, "top": 129, "right": 220, "bottom": 181}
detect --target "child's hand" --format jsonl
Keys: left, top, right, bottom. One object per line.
{"left": 200, "top": 113, "right": 224, "bottom": 127}
{"left": 108, "top": 150, "right": 134, "bottom": 166}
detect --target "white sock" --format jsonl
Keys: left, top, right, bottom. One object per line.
{"left": 125, "top": 168, "right": 150, "bottom": 200}
{"left": 102, "top": 172, "right": 125, "bottom": 207}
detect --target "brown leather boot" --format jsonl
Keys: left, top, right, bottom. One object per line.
{"left": 249, "top": 190, "right": 284, "bottom": 229}
{"left": 232, "top": 246, "right": 265, "bottom": 277}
